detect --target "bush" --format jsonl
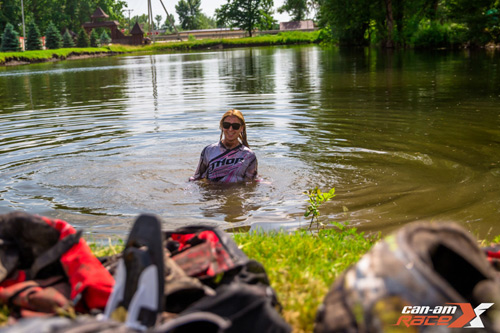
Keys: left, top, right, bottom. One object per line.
{"left": 99, "top": 31, "right": 111, "bottom": 45}
{"left": 411, "top": 21, "right": 450, "bottom": 48}
{"left": 45, "top": 22, "right": 62, "bottom": 49}
{"left": 90, "top": 30, "right": 99, "bottom": 47}
{"left": 26, "top": 21, "right": 42, "bottom": 51}
{"left": 62, "top": 29, "right": 75, "bottom": 48}
{"left": 76, "top": 29, "right": 90, "bottom": 47}
{"left": 1, "top": 23, "right": 21, "bottom": 52}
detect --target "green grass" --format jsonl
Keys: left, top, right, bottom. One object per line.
{"left": 233, "top": 227, "right": 378, "bottom": 332}
{"left": 0, "top": 47, "right": 118, "bottom": 64}
{"left": 0, "top": 31, "right": 323, "bottom": 65}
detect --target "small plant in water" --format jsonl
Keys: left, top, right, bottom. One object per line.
{"left": 304, "top": 187, "right": 336, "bottom": 231}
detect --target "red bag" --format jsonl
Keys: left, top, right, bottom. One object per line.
{"left": 0, "top": 212, "right": 114, "bottom": 317}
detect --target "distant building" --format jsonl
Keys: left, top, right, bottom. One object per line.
{"left": 279, "top": 20, "right": 315, "bottom": 31}
{"left": 82, "top": 7, "right": 145, "bottom": 45}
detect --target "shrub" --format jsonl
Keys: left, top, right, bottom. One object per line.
{"left": 26, "top": 21, "right": 42, "bottom": 50}
{"left": 76, "top": 29, "right": 90, "bottom": 47}
{"left": 90, "top": 30, "right": 99, "bottom": 47}
{"left": 411, "top": 20, "right": 450, "bottom": 48}
{"left": 45, "top": 22, "right": 62, "bottom": 49}
{"left": 1, "top": 23, "right": 21, "bottom": 52}
{"left": 99, "top": 31, "right": 111, "bottom": 45}
{"left": 62, "top": 29, "right": 75, "bottom": 48}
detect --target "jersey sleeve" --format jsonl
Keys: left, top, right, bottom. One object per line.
{"left": 190, "top": 146, "right": 209, "bottom": 181}
{"left": 243, "top": 153, "right": 258, "bottom": 181}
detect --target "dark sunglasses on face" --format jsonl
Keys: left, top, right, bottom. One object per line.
{"left": 222, "top": 122, "right": 242, "bottom": 130}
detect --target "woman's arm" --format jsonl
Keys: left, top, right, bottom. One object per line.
{"left": 190, "top": 147, "right": 209, "bottom": 181}
{"left": 243, "top": 154, "right": 258, "bottom": 181}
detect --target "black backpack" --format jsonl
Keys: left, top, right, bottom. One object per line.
{"left": 102, "top": 214, "right": 291, "bottom": 333}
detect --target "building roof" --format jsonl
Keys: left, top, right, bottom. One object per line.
{"left": 92, "top": 7, "right": 109, "bottom": 19}
{"left": 130, "top": 22, "right": 144, "bottom": 35}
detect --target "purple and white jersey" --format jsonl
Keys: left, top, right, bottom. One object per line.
{"left": 191, "top": 141, "right": 258, "bottom": 183}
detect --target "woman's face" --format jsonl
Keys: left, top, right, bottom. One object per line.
{"left": 222, "top": 115, "right": 244, "bottom": 143}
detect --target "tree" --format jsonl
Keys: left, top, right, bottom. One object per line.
{"left": 317, "top": 0, "right": 373, "bottom": 45}
{"left": 155, "top": 14, "right": 162, "bottom": 30}
{"left": 445, "top": 0, "right": 499, "bottom": 45}
{"left": 1, "top": 23, "right": 21, "bottom": 52}
{"left": 26, "top": 21, "right": 43, "bottom": 50}
{"left": 45, "top": 21, "right": 62, "bottom": 49}
{"left": 215, "top": 0, "right": 276, "bottom": 36}
{"left": 199, "top": 13, "right": 217, "bottom": 29}
{"left": 76, "top": 28, "right": 89, "bottom": 47}
{"left": 278, "top": 0, "right": 310, "bottom": 21}
{"left": 176, "top": 0, "right": 202, "bottom": 30}
{"left": 90, "top": 29, "right": 99, "bottom": 47}
{"left": 100, "top": 30, "right": 111, "bottom": 45}
{"left": 62, "top": 29, "right": 75, "bottom": 47}
{"left": 162, "top": 13, "right": 176, "bottom": 32}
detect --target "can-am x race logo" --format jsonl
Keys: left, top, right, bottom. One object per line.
{"left": 393, "top": 303, "right": 494, "bottom": 328}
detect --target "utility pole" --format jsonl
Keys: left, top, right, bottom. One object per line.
{"left": 159, "top": 0, "right": 182, "bottom": 41}
{"left": 20, "top": 0, "right": 26, "bottom": 51}
{"left": 125, "top": 9, "right": 134, "bottom": 32}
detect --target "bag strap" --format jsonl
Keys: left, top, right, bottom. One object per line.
{"left": 30, "top": 230, "right": 82, "bottom": 279}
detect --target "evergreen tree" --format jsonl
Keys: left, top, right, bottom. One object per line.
{"left": 1, "top": 23, "right": 21, "bottom": 52}
{"left": 45, "top": 22, "right": 62, "bottom": 49}
{"left": 90, "top": 30, "right": 99, "bottom": 47}
{"left": 26, "top": 21, "right": 43, "bottom": 51}
{"left": 76, "top": 29, "right": 89, "bottom": 47}
{"left": 62, "top": 29, "right": 75, "bottom": 48}
{"left": 99, "top": 30, "right": 111, "bottom": 45}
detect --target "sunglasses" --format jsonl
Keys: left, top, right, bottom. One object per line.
{"left": 222, "top": 122, "right": 242, "bottom": 130}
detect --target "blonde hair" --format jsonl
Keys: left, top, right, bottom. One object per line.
{"left": 219, "top": 109, "right": 250, "bottom": 148}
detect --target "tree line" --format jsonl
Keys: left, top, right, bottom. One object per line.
{"left": 1, "top": 0, "right": 499, "bottom": 50}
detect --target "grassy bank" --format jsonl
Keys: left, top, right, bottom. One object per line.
{"left": 90, "top": 225, "right": 377, "bottom": 333}
{"left": 233, "top": 227, "right": 377, "bottom": 332}
{"left": 0, "top": 31, "right": 322, "bottom": 66}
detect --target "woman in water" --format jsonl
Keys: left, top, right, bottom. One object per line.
{"left": 190, "top": 109, "right": 258, "bottom": 183}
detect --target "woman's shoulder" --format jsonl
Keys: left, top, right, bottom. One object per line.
{"left": 240, "top": 145, "right": 256, "bottom": 156}
{"left": 203, "top": 142, "right": 223, "bottom": 151}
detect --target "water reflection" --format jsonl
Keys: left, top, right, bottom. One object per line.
{"left": 0, "top": 47, "right": 499, "bottom": 238}
{"left": 197, "top": 182, "right": 261, "bottom": 223}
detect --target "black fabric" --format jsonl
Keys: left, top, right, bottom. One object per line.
{"left": 181, "top": 283, "right": 291, "bottom": 333}
{"left": 30, "top": 230, "right": 82, "bottom": 279}
{"left": 0, "top": 212, "right": 61, "bottom": 281}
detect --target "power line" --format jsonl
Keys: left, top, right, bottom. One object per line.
{"left": 125, "top": 9, "right": 134, "bottom": 31}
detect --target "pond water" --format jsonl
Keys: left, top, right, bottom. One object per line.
{"left": 1, "top": 46, "right": 499, "bottom": 239}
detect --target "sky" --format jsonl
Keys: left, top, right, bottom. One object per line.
{"left": 123, "top": 0, "right": 292, "bottom": 24}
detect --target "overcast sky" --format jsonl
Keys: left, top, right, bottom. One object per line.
{"left": 123, "top": 0, "right": 291, "bottom": 23}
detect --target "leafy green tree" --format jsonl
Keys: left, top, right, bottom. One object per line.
{"left": 26, "top": 21, "right": 43, "bottom": 50}
{"left": 90, "top": 29, "right": 99, "bottom": 47}
{"left": 278, "top": 0, "right": 310, "bottom": 21}
{"left": 100, "top": 30, "right": 111, "bottom": 45}
{"left": 176, "top": 0, "right": 202, "bottom": 30}
{"left": 62, "top": 29, "right": 75, "bottom": 47}
{"left": 199, "top": 13, "right": 217, "bottom": 29}
{"left": 76, "top": 28, "right": 89, "bottom": 47}
{"left": 162, "top": 13, "right": 176, "bottom": 32}
{"left": 317, "top": 0, "right": 372, "bottom": 45}
{"left": 215, "top": 0, "right": 276, "bottom": 36}
{"left": 1, "top": 22, "right": 21, "bottom": 52}
{"left": 155, "top": 14, "right": 162, "bottom": 30}
{"left": 444, "top": 0, "right": 500, "bottom": 45}
{"left": 45, "top": 21, "right": 62, "bottom": 49}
